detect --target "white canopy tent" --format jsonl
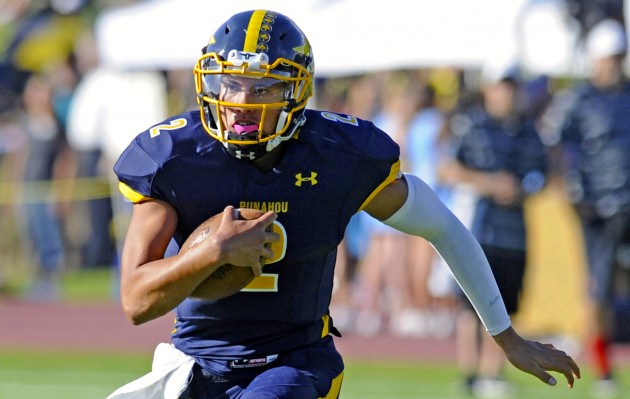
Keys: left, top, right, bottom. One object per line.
{"left": 94, "top": 0, "right": 592, "bottom": 77}
{"left": 95, "top": 0, "right": 301, "bottom": 71}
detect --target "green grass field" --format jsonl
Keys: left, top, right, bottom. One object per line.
{"left": 1, "top": 269, "right": 627, "bottom": 398}
{"left": 0, "top": 348, "right": 625, "bottom": 399}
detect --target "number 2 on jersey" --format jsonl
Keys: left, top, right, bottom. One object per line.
{"left": 150, "top": 118, "right": 188, "bottom": 138}
{"left": 242, "top": 220, "right": 287, "bottom": 293}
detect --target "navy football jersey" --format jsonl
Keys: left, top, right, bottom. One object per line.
{"left": 541, "top": 82, "right": 630, "bottom": 217}
{"left": 449, "top": 104, "right": 547, "bottom": 250}
{"left": 114, "top": 109, "right": 400, "bottom": 376}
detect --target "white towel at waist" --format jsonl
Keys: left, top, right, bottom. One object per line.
{"left": 106, "top": 343, "right": 195, "bottom": 399}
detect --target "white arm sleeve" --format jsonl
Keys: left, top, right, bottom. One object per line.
{"left": 383, "top": 174, "right": 511, "bottom": 335}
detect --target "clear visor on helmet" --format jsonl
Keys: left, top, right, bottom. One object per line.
{"left": 202, "top": 75, "right": 292, "bottom": 105}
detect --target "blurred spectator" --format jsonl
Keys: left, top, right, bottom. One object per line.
{"left": 328, "top": 71, "right": 455, "bottom": 338}
{"left": 65, "top": 29, "right": 116, "bottom": 269}
{"left": 403, "top": 77, "right": 455, "bottom": 339}
{"left": 66, "top": 57, "right": 168, "bottom": 273}
{"left": 0, "top": 0, "right": 105, "bottom": 296}
{"left": 352, "top": 71, "right": 416, "bottom": 337}
{"left": 439, "top": 63, "right": 548, "bottom": 397}
{"left": 326, "top": 73, "right": 384, "bottom": 334}
{"left": 539, "top": 18, "right": 630, "bottom": 398}
{"left": 0, "top": 1, "right": 35, "bottom": 121}
{"left": 0, "top": 90, "right": 27, "bottom": 294}
{"left": 349, "top": 71, "right": 452, "bottom": 338}
{"left": 564, "top": 0, "right": 625, "bottom": 39}
{"left": 2, "top": 1, "right": 89, "bottom": 74}
{"left": 164, "top": 68, "right": 199, "bottom": 115}
{"left": 19, "top": 73, "right": 68, "bottom": 300}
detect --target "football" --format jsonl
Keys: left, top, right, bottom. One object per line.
{"left": 180, "top": 208, "right": 268, "bottom": 301}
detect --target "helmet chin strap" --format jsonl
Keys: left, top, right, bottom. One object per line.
{"left": 223, "top": 111, "right": 306, "bottom": 161}
{"left": 265, "top": 110, "right": 305, "bottom": 151}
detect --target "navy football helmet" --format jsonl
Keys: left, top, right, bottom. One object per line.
{"left": 194, "top": 10, "right": 314, "bottom": 160}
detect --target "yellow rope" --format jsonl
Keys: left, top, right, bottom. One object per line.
{"left": 0, "top": 177, "right": 113, "bottom": 205}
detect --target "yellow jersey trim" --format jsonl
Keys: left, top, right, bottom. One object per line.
{"left": 358, "top": 159, "right": 401, "bottom": 211}
{"left": 321, "top": 314, "right": 330, "bottom": 338}
{"left": 118, "top": 182, "right": 149, "bottom": 204}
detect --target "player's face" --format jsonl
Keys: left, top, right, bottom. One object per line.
{"left": 592, "top": 54, "right": 625, "bottom": 88}
{"left": 217, "top": 76, "right": 288, "bottom": 138}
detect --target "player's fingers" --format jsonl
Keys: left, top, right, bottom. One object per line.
{"left": 549, "top": 347, "right": 581, "bottom": 382}
{"left": 264, "top": 229, "right": 281, "bottom": 245}
{"left": 250, "top": 262, "right": 263, "bottom": 277}
{"left": 545, "top": 374, "right": 558, "bottom": 386}
{"left": 564, "top": 355, "right": 581, "bottom": 380}
{"left": 256, "top": 212, "right": 279, "bottom": 236}
{"left": 538, "top": 353, "right": 580, "bottom": 388}
{"left": 222, "top": 205, "right": 237, "bottom": 223}
{"left": 558, "top": 367, "right": 575, "bottom": 388}
{"left": 554, "top": 357, "right": 580, "bottom": 388}
{"left": 525, "top": 362, "right": 557, "bottom": 387}
{"left": 261, "top": 242, "right": 275, "bottom": 259}
{"left": 256, "top": 211, "right": 278, "bottom": 230}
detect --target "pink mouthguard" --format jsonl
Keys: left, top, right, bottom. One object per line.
{"left": 233, "top": 124, "right": 258, "bottom": 135}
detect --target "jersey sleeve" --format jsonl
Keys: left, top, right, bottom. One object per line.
{"left": 309, "top": 111, "right": 402, "bottom": 213}
{"left": 112, "top": 112, "right": 194, "bottom": 203}
{"left": 353, "top": 119, "right": 402, "bottom": 210}
{"left": 358, "top": 158, "right": 401, "bottom": 210}
{"left": 113, "top": 137, "right": 162, "bottom": 203}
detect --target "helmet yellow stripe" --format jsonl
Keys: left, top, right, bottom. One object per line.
{"left": 244, "top": 10, "right": 267, "bottom": 52}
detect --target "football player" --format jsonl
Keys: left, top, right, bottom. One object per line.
{"left": 109, "top": 9, "right": 580, "bottom": 399}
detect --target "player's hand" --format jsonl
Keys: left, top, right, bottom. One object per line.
{"left": 493, "top": 327, "right": 581, "bottom": 388}
{"left": 215, "top": 206, "right": 278, "bottom": 276}
{"left": 488, "top": 171, "right": 521, "bottom": 205}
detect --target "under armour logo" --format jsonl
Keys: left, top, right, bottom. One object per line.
{"left": 236, "top": 150, "right": 256, "bottom": 160}
{"left": 295, "top": 172, "right": 318, "bottom": 186}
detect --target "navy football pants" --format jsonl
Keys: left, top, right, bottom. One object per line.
{"left": 185, "top": 336, "right": 344, "bottom": 399}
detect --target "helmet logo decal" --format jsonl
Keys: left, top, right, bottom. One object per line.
{"left": 256, "top": 43, "right": 269, "bottom": 52}
{"left": 239, "top": 52, "right": 257, "bottom": 60}
{"left": 293, "top": 40, "right": 312, "bottom": 58}
{"left": 256, "top": 12, "right": 277, "bottom": 53}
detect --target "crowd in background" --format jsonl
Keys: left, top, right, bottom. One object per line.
{"left": 1, "top": 0, "right": 630, "bottom": 397}
{"left": 0, "top": 0, "right": 189, "bottom": 300}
